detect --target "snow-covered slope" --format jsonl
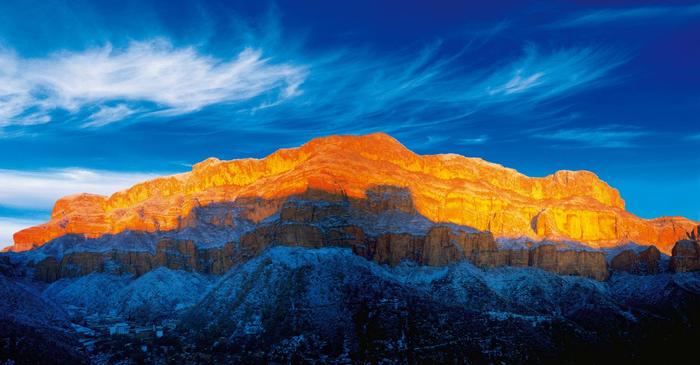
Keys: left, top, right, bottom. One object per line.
{"left": 43, "top": 268, "right": 214, "bottom": 321}
{"left": 18, "top": 245, "right": 700, "bottom": 363}
{"left": 177, "top": 246, "right": 700, "bottom": 363}
{"left": 43, "top": 272, "right": 131, "bottom": 314}
{"left": 116, "top": 267, "right": 214, "bottom": 320}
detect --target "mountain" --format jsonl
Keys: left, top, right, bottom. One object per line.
{"left": 4, "top": 246, "right": 696, "bottom": 364}
{"left": 165, "top": 247, "right": 700, "bottom": 363}
{"left": 1, "top": 133, "right": 699, "bottom": 364}
{"left": 8, "top": 133, "right": 697, "bottom": 254}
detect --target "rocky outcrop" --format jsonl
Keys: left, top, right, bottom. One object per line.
{"left": 353, "top": 226, "right": 497, "bottom": 267}
{"left": 32, "top": 221, "right": 609, "bottom": 282}
{"left": 639, "top": 246, "right": 661, "bottom": 274}
{"left": 21, "top": 173, "right": 608, "bottom": 282}
{"left": 33, "top": 239, "right": 247, "bottom": 282}
{"left": 610, "top": 250, "right": 638, "bottom": 273}
{"left": 529, "top": 245, "right": 609, "bottom": 281}
{"left": 670, "top": 239, "right": 700, "bottom": 273}
{"left": 8, "top": 133, "right": 697, "bottom": 254}
{"left": 610, "top": 246, "right": 661, "bottom": 275}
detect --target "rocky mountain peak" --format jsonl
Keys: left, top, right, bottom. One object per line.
{"left": 7, "top": 133, "right": 697, "bottom": 254}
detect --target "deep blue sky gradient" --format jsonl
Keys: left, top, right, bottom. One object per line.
{"left": 0, "top": 0, "right": 698, "bottom": 227}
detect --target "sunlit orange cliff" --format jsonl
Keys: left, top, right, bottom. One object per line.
{"left": 8, "top": 133, "right": 697, "bottom": 254}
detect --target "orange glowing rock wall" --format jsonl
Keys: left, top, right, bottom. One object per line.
{"left": 10, "top": 133, "right": 697, "bottom": 254}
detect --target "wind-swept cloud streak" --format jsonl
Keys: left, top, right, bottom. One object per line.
{"left": 0, "top": 168, "right": 161, "bottom": 210}
{"left": 0, "top": 40, "right": 306, "bottom": 128}
{"left": 84, "top": 104, "right": 139, "bottom": 128}
{"left": 534, "top": 126, "right": 648, "bottom": 148}
{"left": 551, "top": 4, "right": 700, "bottom": 27}
{"left": 479, "top": 45, "right": 624, "bottom": 104}
{"left": 225, "top": 42, "right": 626, "bottom": 138}
{"left": 457, "top": 135, "right": 489, "bottom": 145}
{"left": 0, "top": 10, "right": 628, "bottom": 135}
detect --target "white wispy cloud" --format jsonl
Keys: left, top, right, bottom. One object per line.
{"left": 0, "top": 40, "right": 307, "bottom": 127}
{"left": 0, "top": 168, "right": 160, "bottom": 210}
{"left": 534, "top": 126, "right": 648, "bottom": 148}
{"left": 83, "top": 104, "right": 138, "bottom": 128}
{"left": 457, "top": 135, "right": 489, "bottom": 145}
{"left": 553, "top": 4, "right": 700, "bottom": 27}
{"left": 488, "top": 72, "right": 544, "bottom": 95}
{"left": 418, "top": 135, "right": 450, "bottom": 148}
{"left": 479, "top": 45, "right": 625, "bottom": 105}
{"left": 234, "top": 43, "right": 626, "bottom": 136}
{"left": 0, "top": 27, "right": 625, "bottom": 135}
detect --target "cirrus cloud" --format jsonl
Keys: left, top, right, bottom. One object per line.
{"left": 0, "top": 33, "right": 626, "bottom": 137}
{"left": 534, "top": 126, "right": 648, "bottom": 148}
{"left": 552, "top": 4, "right": 700, "bottom": 28}
{"left": 225, "top": 42, "right": 627, "bottom": 137}
{"left": 0, "top": 40, "right": 307, "bottom": 128}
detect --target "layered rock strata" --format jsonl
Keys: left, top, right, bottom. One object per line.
{"left": 8, "top": 133, "right": 697, "bottom": 254}
{"left": 32, "top": 225, "right": 609, "bottom": 282}
{"left": 25, "top": 192, "right": 606, "bottom": 281}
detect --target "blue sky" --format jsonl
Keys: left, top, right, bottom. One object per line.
{"left": 0, "top": 0, "right": 699, "bottom": 247}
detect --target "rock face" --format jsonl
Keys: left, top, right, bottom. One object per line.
{"left": 33, "top": 239, "right": 247, "bottom": 282}
{"left": 670, "top": 239, "right": 700, "bottom": 273}
{"left": 31, "top": 199, "right": 609, "bottom": 281}
{"left": 639, "top": 246, "right": 662, "bottom": 274}
{"left": 529, "top": 245, "right": 608, "bottom": 280}
{"left": 610, "top": 246, "right": 661, "bottom": 275}
{"left": 8, "top": 133, "right": 696, "bottom": 254}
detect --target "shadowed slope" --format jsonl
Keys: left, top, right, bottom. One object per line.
{"left": 178, "top": 246, "right": 700, "bottom": 364}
